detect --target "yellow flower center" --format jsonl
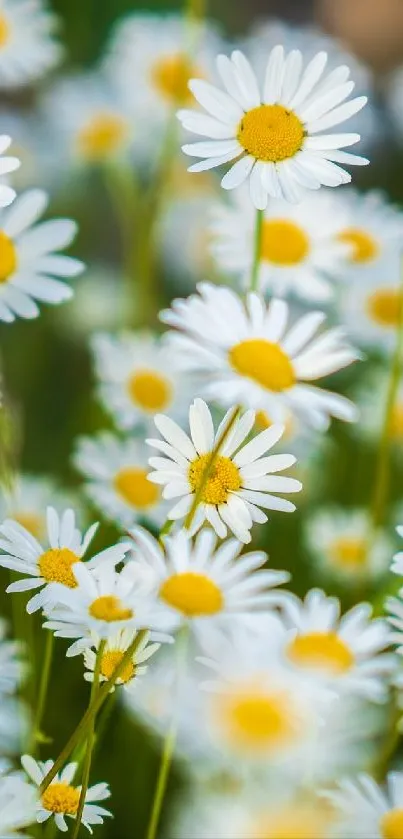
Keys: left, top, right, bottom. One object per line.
{"left": 366, "top": 289, "right": 401, "bottom": 328}
{"left": 77, "top": 112, "right": 128, "bottom": 161}
{"left": 41, "top": 782, "right": 80, "bottom": 815}
{"left": 329, "top": 537, "right": 368, "bottom": 569}
{"left": 215, "top": 684, "right": 302, "bottom": 753}
{"left": 261, "top": 219, "right": 310, "bottom": 266}
{"left": 127, "top": 369, "right": 172, "bottom": 413}
{"left": 391, "top": 403, "right": 403, "bottom": 439}
{"left": 0, "top": 231, "right": 17, "bottom": 283}
{"left": 229, "top": 339, "right": 295, "bottom": 392}
{"left": 151, "top": 53, "right": 198, "bottom": 103}
{"left": 237, "top": 105, "right": 305, "bottom": 163}
{"left": 381, "top": 809, "right": 403, "bottom": 839}
{"left": 100, "top": 649, "right": 135, "bottom": 683}
{"left": 252, "top": 805, "right": 331, "bottom": 839}
{"left": 0, "top": 14, "right": 10, "bottom": 48}
{"left": 13, "top": 511, "right": 45, "bottom": 540}
{"left": 89, "top": 595, "right": 133, "bottom": 622}
{"left": 339, "top": 228, "right": 379, "bottom": 263}
{"left": 188, "top": 453, "right": 241, "bottom": 506}
{"left": 160, "top": 571, "right": 224, "bottom": 617}
{"left": 38, "top": 548, "right": 80, "bottom": 588}
{"left": 287, "top": 631, "right": 354, "bottom": 675}
{"left": 255, "top": 410, "right": 295, "bottom": 439}
{"left": 114, "top": 467, "right": 160, "bottom": 509}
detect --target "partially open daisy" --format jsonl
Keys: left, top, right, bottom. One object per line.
{"left": 74, "top": 432, "right": 167, "bottom": 528}
{"left": 325, "top": 771, "right": 403, "bottom": 839}
{"left": 162, "top": 284, "right": 359, "bottom": 430}
{"left": 83, "top": 628, "right": 160, "bottom": 694}
{"left": 0, "top": 473, "right": 77, "bottom": 543}
{"left": 21, "top": 756, "right": 111, "bottom": 834}
{"left": 178, "top": 46, "right": 368, "bottom": 208}
{"left": 147, "top": 398, "right": 301, "bottom": 543}
{"left": 0, "top": 188, "right": 84, "bottom": 323}
{"left": 338, "top": 255, "right": 403, "bottom": 353}
{"left": 0, "top": 134, "right": 20, "bottom": 207}
{"left": 337, "top": 190, "right": 403, "bottom": 274}
{"left": 0, "top": 506, "right": 128, "bottom": 614}
{"left": 0, "top": 0, "right": 62, "bottom": 89}
{"left": 0, "top": 771, "right": 37, "bottom": 838}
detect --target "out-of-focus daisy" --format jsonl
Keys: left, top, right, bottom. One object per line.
{"left": 159, "top": 194, "right": 217, "bottom": 288}
{"left": 90, "top": 332, "right": 191, "bottom": 432}
{"left": 0, "top": 109, "right": 59, "bottom": 192}
{"left": 83, "top": 628, "right": 160, "bottom": 694}
{"left": 0, "top": 473, "right": 78, "bottom": 543}
{"left": 147, "top": 398, "right": 302, "bottom": 543}
{"left": 0, "top": 506, "right": 128, "bottom": 614}
{"left": 0, "top": 0, "right": 61, "bottom": 89}
{"left": 0, "top": 771, "right": 37, "bottom": 838}
{"left": 326, "top": 771, "right": 403, "bottom": 839}
{"left": 0, "top": 619, "right": 22, "bottom": 695}
{"left": 337, "top": 190, "right": 403, "bottom": 274}
{"left": 353, "top": 368, "right": 403, "bottom": 447}
{"left": 74, "top": 432, "right": 167, "bottom": 528}
{"left": 0, "top": 188, "right": 84, "bottom": 323}
{"left": 178, "top": 46, "right": 368, "bottom": 209}
{"left": 21, "top": 756, "right": 111, "bottom": 834}
{"left": 304, "top": 507, "right": 394, "bottom": 584}
{"left": 0, "top": 696, "right": 30, "bottom": 759}
{"left": 128, "top": 526, "right": 290, "bottom": 637}
{"left": 210, "top": 189, "right": 349, "bottom": 301}
{"left": 338, "top": 255, "right": 403, "bottom": 353}
{"left": 162, "top": 284, "right": 359, "bottom": 430}
{"left": 0, "top": 135, "right": 20, "bottom": 207}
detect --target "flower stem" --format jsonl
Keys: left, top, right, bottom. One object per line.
{"left": 250, "top": 208, "right": 264, "bottom": 293}
{"left": 29, "top": 630, "right": 54, "bottom": 755}
{"left": 102, "top": 159, "right": 139, "bottom": 328}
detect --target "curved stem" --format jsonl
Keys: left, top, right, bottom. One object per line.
{"left": 29, "top": 631, "right": 54, "bottom": 755}
{"left": 250, "top": 208, "right": 264, "bottom": 293}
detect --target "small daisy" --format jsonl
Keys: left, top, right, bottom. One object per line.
{"left": 161, "top": 284, "right": 359, "bottom": 430}
{"left": 0, "top": 135, "right": 20, "bottom": 207}
{"left": 128, "top": 526, "right": 290, "bottom": 636}
{"left": 83, "top": 628, "right": 160, "bottom": 694}
{"left": 210, "top": 188, "right": 350, "bottom": 301}
{"left": 0, "top": 0, "right": 62, "bottom": 89}
{"left": 21, "top": 755, "right": 111, "bottom": 834}
{"left": 178, "top": 46, "right": 368, "bottom": 209}
{"left": 0, "top": 473, "right": 78, "bottom": 543}
{"left": 90, "top": 332, "right": 191, "bottom": 432}
{"left": 0, "top": 771, "right": 37, "bottom": 838}
{"left": 73, "top": 432, "right": 167, "bottom": 528}
{"left": 0, "top": 188, "right": 84, "bottom": 323}
{"left": 326, "top": 771, "right": 403, "bottom": 839}
{"left": 0, "top": 619, "right": 23, "bottom": 695}
{"left": 147, "top": 398, "right": 302, "bottom": 543}
{"left": 336, "top": 189, "right": 403, "bottom": 274}
{"left": 304, "top": 507, "right": 394, "bottom": 584}
{"left": 0, "top": 506, "right": 129, "bottom": 614}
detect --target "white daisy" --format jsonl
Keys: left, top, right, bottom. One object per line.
{"left": 127, "top": 526, "right": 290, "bottom": 637}
{"left": 21, "top": 756, "right": 111, "bottom": 834}
{"left": 325, "top": 771, "right": 403, "bottom": 839}
{"left": 178, "top": 46, "right": 368, "bottom": 209}
{"left": 83, "top": 627, "right": 160, "bottom": 694}
{"left": 0, "top": 0, "right": 62, "bottom": 89}
{"left": 73, "top": 432, "right": 167, "bottom": 528}
{"left": 0, "top": 772, "right": 37, "bottom": 838}
{"left": 336, "top": 189, "right": 403, "bottom": 274}
{"left": 0, "top": 506, "right": 129, "bottom": 614}
{"left": 147, "top": 398, "right": 302, "bottom": 543}
{"left": 90, "top": 332, "right": 191, "bottom": 432}
{"left": 0, "top": 472, "right": 78, "bottom": 543}
{"left": 210, "top": 188, "right": 350, "bottom": 301}
{"left": 0, "top": 135, "right": 20, "bottom": 207}
{"left": 0, "top": 188, "right": 84, "bottom": 323}
{"left": 0, "top": 619, "right": 22, "bottom": 695}
{"left": 161, "top": 284, "right": 359, "bottom": 430}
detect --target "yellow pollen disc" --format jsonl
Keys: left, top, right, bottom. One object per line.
{"left": 77, "top": 112, "right": 128, "bottom": 161}
{"left": 216, "top": 685, "right": 300, "bottom": 752}
{"left": 252, "top": 804, "right": 331, "bottom": 839}
{"left": 127, "top": 369, "right": 172, "bottom": 412}
{"left": 151, "top": 53, "right": 199, "bottom": 103}
{"left": 0, "top": 15, "right": 10, "bottom": 48}
{"left": 41, "top": 782, "right": 80, "bottom": 815}
{"left": 0, "top": 230, "right": 17, "bottom": 283}
{"left": 160, "top": 571, "right": 224, "bottom": 617}
{"left": 237, "top": 104, "right": 304, "bottom": 163}
{"left": 89, "top": 595, "right": 133, "bottom": 622}
{"left": 287, "top": 631, "right": 354, "bottom": 675}
{"left": 338, "top": 228, "right": 379, "bottom": 263}
{"left": 381, "top": 809, "right": 403, "bottom": 839}
{"left": 100, "top": 649, "right": 135, "bottom": 683}
{"left": 229, "top": 339, "right": 295, "bottom": 392}
{"left": 329, "top": 537, "right": 368, "bottom": 569}
{"left": 188, "top": 453, "right": 241, "bottom": 506}
{"left": 38, "top": 548, "right": 80, "bottom": 588}
{"left": 114, "top": 467, "right": 160, "bottom": 509}
{"left": 366, "top": 288, "right": 402, "bottom": 328}
{"left": 261, "top": 219, "right": 310, "bottom": 266}
{"left": 391, "top": 403, "right": 403, "bottom": 439}
{"left": 13, "top": 512, "right": 45, "bottom": 540}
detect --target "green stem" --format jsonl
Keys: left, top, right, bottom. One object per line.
{"left": 102, "top": 160, "right": 139, "bottom": 328}
{"left": 29, "top": 631, "right": 54, "bottom": 755}
{"left": 39, "top": 630, "right": 148, "bottom": 794}
{"left": 250, "top": 208, "right": 264, "bottom": 293}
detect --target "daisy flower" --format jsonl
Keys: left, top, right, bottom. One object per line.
{"left": 0, "top": 0, "right": 62, "bottom": 89}
{"left": 336, "top": 190, "right": 403, "bottom": 274}
{"left": 128, "top": 526, "right": 290, "bottom": 636}
{"left": 0, "top": 188, "right": 84, "bottom": 323}
{"left": 0, "top": 473, "right": 78, "bottom": 543}
{"left": 73, "top": 432, "right": 167, "bottom": 528}
{"left": 0, "top": 135, "right": 20, "bottom": 207}
{"left": 0, "top": 771, "right": 37, "bottom": 838}
{"left": 21, "top": 756, "right": 111, "bottom": 834}
{"left": 161, "top": 284, "right": 359, "bottom": 430}
{"left": 83, "top": 628, "right": 160, "bottom": 694}
{"left": 325, "top": 771, "right": 403, "bottom": 839}
{"left": 0, "top": 506, "right": 129, "bottom": 614}
{"left": 178, "top": 46, "right": 368, "bottom": 209}
{"left": 210, "top": 188, "right": 350, "bottom": 301}
{"left": 147, "top": 398, "right": 302, "bottom": 543}
{"left": 90, "top": 332, "right": 191, "bottom": 432}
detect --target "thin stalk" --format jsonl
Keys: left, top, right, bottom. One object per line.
{"left": 39, "top": 630, "right": 148, "bottom": 794}
{"left": 29, "top": 631, "right": 54, "bottom": 755}
{"left": 250, "top": 208, "right": 264, "bottom": 293}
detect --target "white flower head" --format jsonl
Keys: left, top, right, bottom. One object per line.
{"left": 83, "top": 627, "right": 160, "bottom": 694}
{"left": 0, "top": 0, "right": 62, "bottom": 89}
{"left": 0, "top": 135, "right": 20, "bottom": 208}
{"left": 21, "top": 756, "right": 111, "bottom": 834}
{"left": 336, "top": 189, "right": 403, "bottom": 275}
{"left": 0, "top": 506, "right": 128, "bottom": 613}
{"left": 162, "top": 284, "right": 360, "bottom": 430}
{"left": 325, "top": 771, "right": 403, "bottom": 839}
{"left": 0, "top": 771, "right": 37, "bottom": 838}
{"left": 147, "top": 398, "right": 302, "bottom": 543}
{"left": 178, "top": 46, "right": 368, "bottom": 209}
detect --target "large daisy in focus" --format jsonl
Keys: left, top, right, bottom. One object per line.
{"left": 178, "top": 47, "right": 368, "bottom": 208}
{"left": 0, "top": 0, "right": 62, "bottom": 89}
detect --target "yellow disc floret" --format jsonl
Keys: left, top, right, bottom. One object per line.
{"left": 229, "top": 339, "right": 295, "bottom": 392}
{"left": 0, "top": 15, "right": 10, "bottom": 48}
{"left": 128, "top": 369, "right": 172, "bottom": 412}
{"left": 42, "top": 782, "right": 80, "bottom": 815}
{"left": 77, "top": 112, "right": 128, "bottom": 161}
{"left": 160, "top": 571, "right": 224, "bottom": 617}
{"left": 151, "top": 53, "right": 198, "bottom": 103}
{"left": 188, "top": 454, "right": 241, "bottom": 505}
{"left": 89, "top": 595, "right": 133, "bottom": 622}
{"left": 366, "top": 289, "right": 401, "bottom": 328}
{"left": 261, "top": 219, "right": 310, "bottom": 265}
{"left": 339, "top": 228, "right": 379, "bottom": 263}
{"left": 329, "top": 537, "right": 368, "bottom": 569}
{"left": 216, "top": 683, "right": 302, "bottom": 753}
{"left": 381, "top": 809, "right": 403, "bottom": 839}
{"left": 114, "top": 467, "right": 160, "bottom": 509}
{"left": 100, "top": 649, "right": 135, "bottom": 683}
{"left": 287, "top": 631, "right": 354, "bottom": 675}
{"left": 0, "top": 231, "right": 17, "bottom": 282}
{"left": 237, "top": 105, "right": 305, "bottom": 162}
{"left": 38, "top": 548, "right": 80, "bottom": 588}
